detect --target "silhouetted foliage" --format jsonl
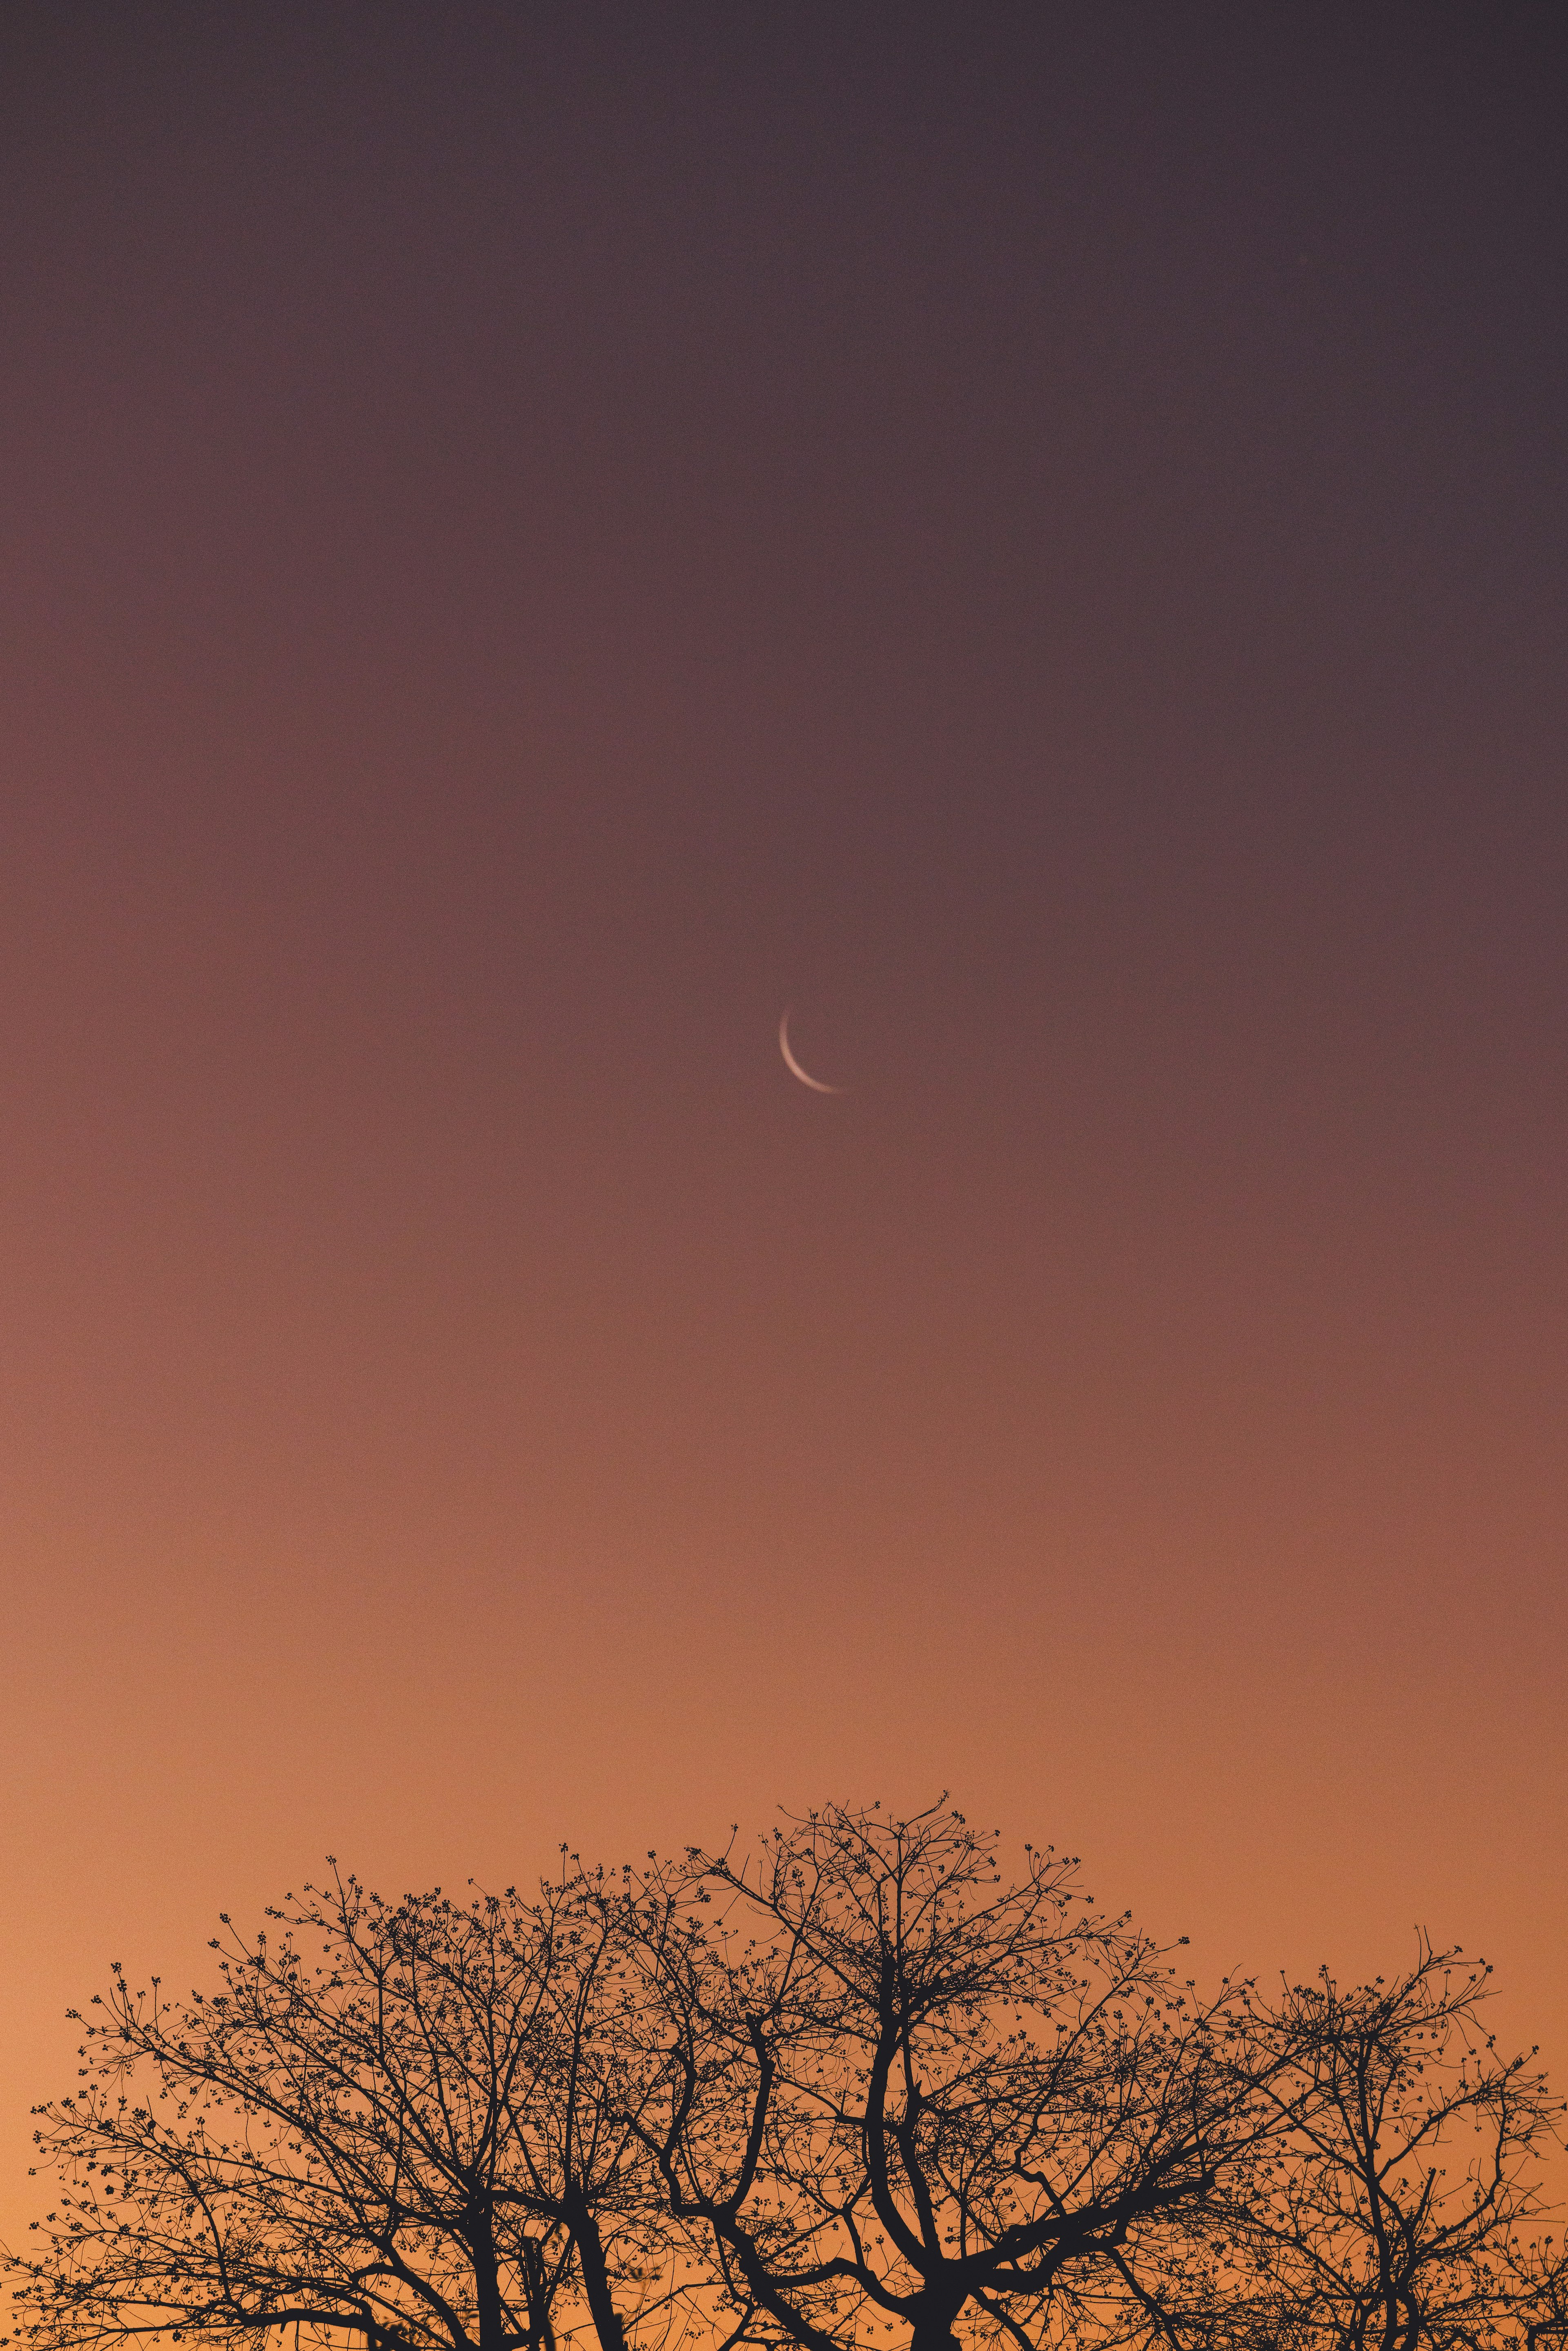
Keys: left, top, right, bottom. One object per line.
{"left": 622, "top": 1803, "right": 1279, "bottom": 2351}
{"left": 5, "top": 1805, "right": 1565, "bottom": 2351}
{"left": 2, "top": 1867, "right": 686, "bottom": 2351}
{"left": 1119, "top": 1939, "right": 1568, "bottom": 2351}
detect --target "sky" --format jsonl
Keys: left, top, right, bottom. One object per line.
{"left": 2, "top": 2, "right": 1567, "bottom": 2244}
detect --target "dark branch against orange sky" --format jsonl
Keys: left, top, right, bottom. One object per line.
{"left": 1, "top": 0, "right": 1565, "bottom": 2263}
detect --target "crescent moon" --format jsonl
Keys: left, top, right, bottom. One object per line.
{"left": 779, "top": 1009, "right": 847, "bottom": 1094}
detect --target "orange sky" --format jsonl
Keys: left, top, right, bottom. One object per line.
{"left": 3, "top": 4, "right": 1567, "bottom": 2252}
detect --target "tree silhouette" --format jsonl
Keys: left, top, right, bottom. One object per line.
{"left": 6, "top": 1810, "right": 1565, "bottom": 2351}
{"left": 622, "top": 1802, "right": 1285, "bottom": 2351}
{"left": 3, "top": 1867, "right": 687, "bottom": 2351}
{"left": 1102, "top": 1939, "right": 1568, "bottom": 2351}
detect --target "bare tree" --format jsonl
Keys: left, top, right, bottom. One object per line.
{"left": 3, "top": 1867, "right": 687, "bottom": 2351}
{"left": 8, "top": 1815, "right": 1563, "bottom": 2351}
{"left": 621, "top": 1802, "right": 1282, "bottom": 2351}
{"left": 1112, "top": 1939, "right": 1568, "bottom": 2351}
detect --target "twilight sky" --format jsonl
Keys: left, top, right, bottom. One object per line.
{"left": 3, "top": 3, "right": 1567, "bottom": 2239}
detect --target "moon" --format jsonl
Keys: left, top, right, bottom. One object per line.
{"left": 779, "top": 1009, "right": 847, "bottom": 1094}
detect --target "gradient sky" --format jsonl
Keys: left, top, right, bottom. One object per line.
{"left": 3, "top": 3, "right": 1567, "bottom": 2245}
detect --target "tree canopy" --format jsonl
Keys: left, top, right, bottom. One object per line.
{"left": 6, "top": 1803, "right": 1564, "bottom": 2351}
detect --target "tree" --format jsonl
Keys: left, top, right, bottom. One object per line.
{"left": 620, "top": 1802, "right": 1285, "bottom": 2351}
{"left": 3, "top": 1866, "right": 688, "bottom": 2351}
{"left": 7, "top": 1810, "right": 1564, "bottom": 2351}
{"left": 1112, "top": 1939, "right": 1568, "bottom": 2351}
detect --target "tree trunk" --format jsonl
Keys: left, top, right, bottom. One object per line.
{"left": 471, "top": 2217, "right": 508, "bottom": 2351}
{"left": 561, "top": 2188, "right": 628, "bottom": 2351}
{"left": 907, "top": 2305, "right": 963, "bottom": 2351}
